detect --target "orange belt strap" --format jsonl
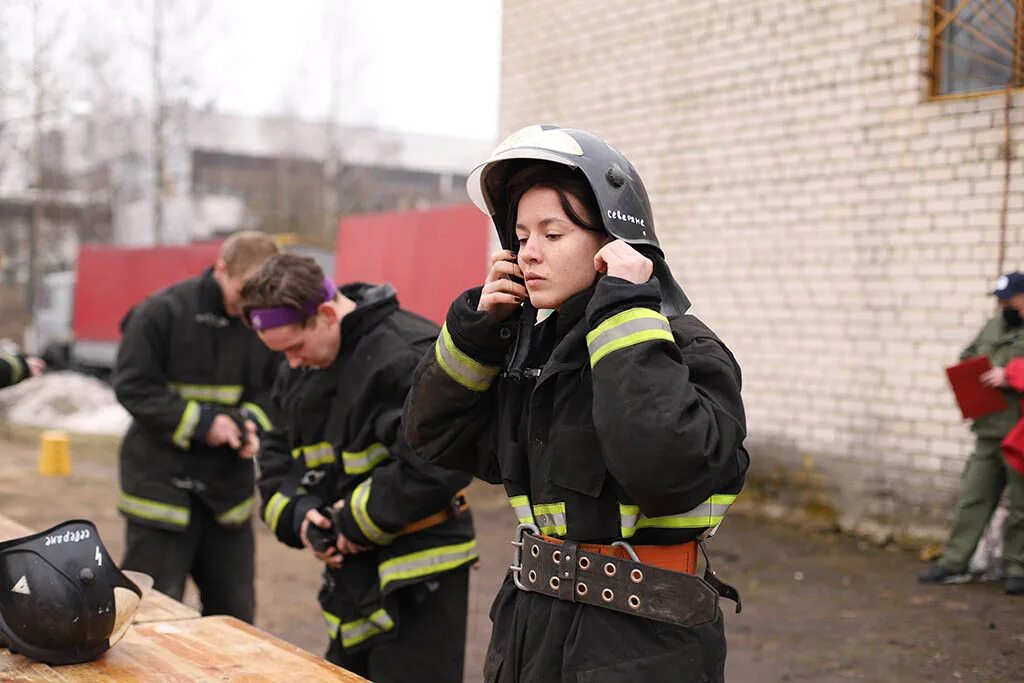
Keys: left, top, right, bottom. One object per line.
{"left": 399, "top": 490, "right": 469, "bottom": 536}
{"left": 541, "top": 535, "right": 698, "bottom": 575}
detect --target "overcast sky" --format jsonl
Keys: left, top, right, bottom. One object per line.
{"left": 1, "top": 0, "right": 502, "bottom": 142}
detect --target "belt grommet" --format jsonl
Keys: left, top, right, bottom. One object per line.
{"left": 630, "top": 568, "right": 643, "bottom": 583}
{"left": 528, "top": 570, "right": 537, "bottom": 583}
{"left": 530, "top": 545, "right": 540, "bottom": 558}
{"left": 604, "top": 562, "right": 617, "bottom": 577}
{"left": 628, "top": 595, "right": 641, "bottom": 609}
{"left": 601, "top": 588, "right": 614, "bottom": 603}
{"left": 578, "top": 556, "right": 590, "bottom": 570}
{"left": 549, "top": 576, "right": 560, "bottom": 590}
{"left": 576, "top": 582, "right": 588, "bottom": 596}
{"left": 552, "top": 550, "right": 561, "bottom": 563}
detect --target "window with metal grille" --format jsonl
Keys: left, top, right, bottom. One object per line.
{"left": 931, "top": 0, "right": 1024, "bottom": 97}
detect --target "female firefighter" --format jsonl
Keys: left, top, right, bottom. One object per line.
{"left": 403, "top": 125, "right": 749, "bottom": 682}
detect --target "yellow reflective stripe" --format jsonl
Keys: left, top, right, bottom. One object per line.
{"left": 241, "top": 402, "right": 273, "bottom": 431}
{"left": 338, "top": 608, "right": 395, "bottom": 649}
{"left": 263, "top": 492, "right": 291, "bottom": 533}
{"left": 322, "top": 610, "right": 341, "bottom": 640}
{"left": 172, "top": 400, "right": 201, "bottom": 449}
{"left": 351, "top": 478, "right": 397, "bottom": 545}
{"left": 118, "top": 492, "right": 190, "bottom": 527}
{"left": 291, "top": 442, "right": 335, "bottom": 468}
{"left": 167, "top": 383, "right": 243, "bottom": 405}
{"left": 378, "top": 540, "right": 479, "bottom": 590}
{"left": 508, "top": 495, "right": 535, "bottom": 525}
{"left": 434, "top": 322, "right": 499, "bottom": 391}
{"left": 0, "top": 354, "right": 24, "bottom": 385}
{"left": 619, "top": 494, "right": 737, "bottom": 538}
{"left": 586, "top": 308, "right": 673, "bottom": 367}
{"left": 532, "top": 502, "right": 567, "bottom": 536}
{"left": 216, "top": 496, "right": 255, "bottom": 526}
{"left": 341, "top": 443, "right": 390, "bottom": 475}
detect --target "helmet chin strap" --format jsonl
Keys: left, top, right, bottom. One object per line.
{"left": 650, "top": 257, "right": 692, "bottom": 318}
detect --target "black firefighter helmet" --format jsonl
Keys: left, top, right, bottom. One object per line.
{"left": 467, "top": 124, "right": 691, "bottom": 316}
{"left": 0, "top": 519, "right": 147, "bottom": 665}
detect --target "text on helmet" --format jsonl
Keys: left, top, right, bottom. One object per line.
{"left": 44, "top": 527, "right": 92, "bottom": 546}
{"left": 607, "top": 209, "right": 645, "bottom": 227}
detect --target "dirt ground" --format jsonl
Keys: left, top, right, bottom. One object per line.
{"left": 1, "top": 429, "right": 1022, "bottom": 682}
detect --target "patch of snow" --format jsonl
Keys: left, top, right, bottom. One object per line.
{"left": 0, "top": 371, "right": 130, "bottom": 435}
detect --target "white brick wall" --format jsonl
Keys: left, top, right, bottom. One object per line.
{"left": 500, "top": 0, "right": 1024, "bottom": 538}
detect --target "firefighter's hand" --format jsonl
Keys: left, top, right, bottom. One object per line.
{"left": 25, "top": 357, "right": 45, "bottom": 377}
{"left": 981, "top": 367, "right": 1008, "bottom": 388}
{"left": 478, "top": 249, "right": 527, "bottom": 321}
{"left": 205, "top": 414, "right": 242, "bottom": 449}
{"left": 238, "top": 420, "right": 259, "bottom": 459}
{"left": 594, "top": 240, "right": 653, "bottom": 284}
{"left": 330, "top": 501, "right": 369, "bottom": 555}
{"left": 301, "top": 508, "right": 343, "bottom": 568}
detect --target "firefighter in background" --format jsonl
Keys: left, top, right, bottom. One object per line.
{"left": 0, "top": 353, "right": 44, "bottom": 388}
{"left": 240, "top": 254, "right": 476, "bottom": 682}
{"left": 403, "top": 125, "right": 748, "bottom": 682}
{"left": 112, "top": 230, "right": 280, "bottom": 623}
{"left": 0, "top": 247, "right": 45, "bottom": 387}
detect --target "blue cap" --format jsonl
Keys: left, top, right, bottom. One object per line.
{"left": 992, "top": 272, "right": 1024, "bottom": 299}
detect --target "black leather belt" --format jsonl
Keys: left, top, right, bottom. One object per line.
{"left": 509, "top": 524, "right": 720, "bottom": 628}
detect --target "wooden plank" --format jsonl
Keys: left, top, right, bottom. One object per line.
{"left": 0, "top": 514, "right": 198, "bottom": 624}
{"left": 2, "top": 616, "right": 367, "bottom": 682}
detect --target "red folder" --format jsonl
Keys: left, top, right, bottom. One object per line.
{"left": 946, "top": 356, "right": 1008, "bottom": 420}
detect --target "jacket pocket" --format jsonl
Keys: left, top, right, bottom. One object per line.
{"left": 575, "top": 648, "right": 708, "bottom": 683}
{"left": 545, "top": 427, "right": 607, "bottom": 498}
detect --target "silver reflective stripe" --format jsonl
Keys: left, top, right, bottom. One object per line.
{"left": 292, "top": 442, "right": 335, "bottom": 468}
{"left": 263, "top": 492, "right": 291, "bottom": 533}
{"left": 118, "top": 492, "right": 190, "bottom": 527}
{"left": 378, "top": 540, "right": 479, "bottom": 589}
{"left": 172, "top": 400, "right": 201, "bottom": 449}
{"left": 342, "top": 443, "right": 389, "bottom": 475}
{"left": 217, "top": 496, "right": 255, "bottom": 526}
{"left": 351, "top": 478, "right": 397, "bottom": 545}
{"left": 241, "top": 401, "right": 273, "bottom": 431}
{"left": 0, "top": 354, "right": 24, "bottom": 384}
{"left": 322, "top": 611, "right": 340, "bottom": 639}
{"left": 168, "top": 383, "right": 243, "bottom": 405}
{"left": 532, "top": 502, "right": 567, "bottom": 536}
{"left": 340, "top": 608, "right": 395, "bottom": 648}
{"left": 508, "top": 495, "right": 535, "bottom": 524}
{"left": 586, "top": 308, "right": 673, "bottom": 367}
{"left": 619, "top": 495, "right": 737, "bottom": 538}
{"left": 434, "top": 323, "right": 499, "bottom": 392}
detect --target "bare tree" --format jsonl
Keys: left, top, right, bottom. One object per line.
{"left": 137, "top": 0, "right": 211, "bottom": 244}
{"left": 25, "top": 0, "right": 67, "bottom": 314}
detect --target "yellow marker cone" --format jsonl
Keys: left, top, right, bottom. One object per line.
{"left": 39, "top": 430, "right": 71, "bottom": 476}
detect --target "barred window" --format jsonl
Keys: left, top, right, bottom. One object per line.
{"left": 931, "top": 0, "right": 1024, "bottom": 97}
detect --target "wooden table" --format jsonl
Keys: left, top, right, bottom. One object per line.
{"left": 0, "top": 513, "right": 366, "bottom": 681}
{"left": 0, "top": 616, "right": 367, "bottom": 682}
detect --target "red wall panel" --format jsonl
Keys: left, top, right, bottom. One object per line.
{"left": 335, "top": 204, "right": 491, "bottom": 324}
{"left": 73, "top": 242, "right": 223, "bottom": 341}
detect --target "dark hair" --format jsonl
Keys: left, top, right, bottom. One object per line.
{"left": 239, "top": 253, "right": 326, "bottom": 327}
{"left": 504, "top": 162, "right": 603, "bottom": 239}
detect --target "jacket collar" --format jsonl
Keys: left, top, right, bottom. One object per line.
{"left": 535, "top": 285, "right": 596, "bottom": 387}
{"left": 338, "top": 282, "right": 400, "bottom": 351}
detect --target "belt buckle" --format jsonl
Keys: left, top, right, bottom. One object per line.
{"left": 509, "top": 522, "right": 539, "bottom": 591}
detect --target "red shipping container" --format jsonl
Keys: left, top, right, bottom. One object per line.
{"left": 336, "top": 204, "right": 491, "bottom": 324}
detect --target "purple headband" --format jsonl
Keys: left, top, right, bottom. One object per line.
{"left": 249, "top": 277, "right": 337, "bottom": 331}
